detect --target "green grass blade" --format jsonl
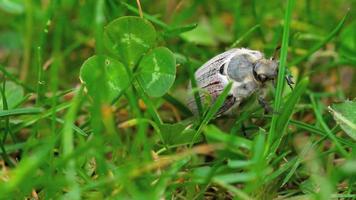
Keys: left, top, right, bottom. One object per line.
{"left": 268, "top": 0, "right": 295, "bottom": 148}
{"left": 62, "top": 87, "right": 84, "bottom": 155}
{"left": 0, "top": 107, "right": 43, "bottom": 117}
{"left": 276, "top": 78, "right": 309, "bottom": 133}
{"left": 61, "top": 86, "right": 83, "bottom": 199}
{"left": 269, "top": 78, "right": 309, "bottom": 155}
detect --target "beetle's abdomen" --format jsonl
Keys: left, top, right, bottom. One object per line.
{"left": 187, "top": 72, "right": 229, "bottom": 115}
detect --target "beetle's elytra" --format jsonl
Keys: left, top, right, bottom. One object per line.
{"left": 188, "top": 48, "right": 293, "bottom": 115}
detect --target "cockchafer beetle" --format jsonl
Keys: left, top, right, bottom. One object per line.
{"left": 188, "top": 48, "right": 294, "bottom": 115}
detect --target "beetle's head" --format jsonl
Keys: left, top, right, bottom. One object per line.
{"left": 252, "top": 58, "right": 278, "bottom": 83}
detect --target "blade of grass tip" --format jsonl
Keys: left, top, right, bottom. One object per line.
{"left": 309, "top": 93, "right": 349, "bottom": 157}
{"left": 230, "top": 24, "right": 260, "bottom": 48}
{"left": 289, "top": 10, "right": 349, "bottom": 67}
{"left": 163, "top": 93, "right": 193, "bottom": 117}
{"left": 269, "top": 78, "right": 309, "bottom": 156}
{"left": 187, "top": 59, "right": 203, "bottom": 117}
{"left": 61, "top": 86, "right": 83, "bottom": 199}
{"left": 268, "top": 0, "right": 295, "bottom": 149}
{"left": 190, "top": 82, "right": 233, "bottom": 148}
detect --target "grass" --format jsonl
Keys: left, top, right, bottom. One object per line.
{"left": 267, "top": 0, "right": 295, "bottom": 154}
{"left": 0, "top": 0, "right": 355, "bottom": 199}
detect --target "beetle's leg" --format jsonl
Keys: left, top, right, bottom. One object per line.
{"left": 285, "top": 74, "right": 294, "bottom": 90}
{"left": 258, "top": 96, "right": 273, "bottom": 114}
{"left": 272, "top": 75, "right": 294, "bottom": 89}
{"left": 217, "top": 94, "right": 236, "bottom": 115}
{"left": 258, "top": 88, "right": 272, "bottom": 114}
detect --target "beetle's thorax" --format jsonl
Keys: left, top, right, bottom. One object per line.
{"left": 225, "top": 52, "right": 277, "bottom": 102}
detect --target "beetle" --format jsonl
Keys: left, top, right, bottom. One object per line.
{"left": 187, "top": 48, "right": 293, "bottom": 115}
